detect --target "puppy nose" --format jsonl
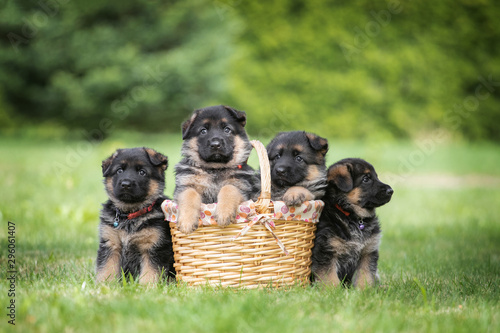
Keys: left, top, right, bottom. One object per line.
{"left": 386, "top": 187, "right": 394, "bottom": 196}
{"left": 121, "top": 180, "right": 132, "bottom": 189}
{"left": 210, "top": 139, "right": 222, "bottom": 149}
{"left": 276, "top": 166, "right": 287, "bottom": 176}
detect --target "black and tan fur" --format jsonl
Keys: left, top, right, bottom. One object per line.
{"left": 96, "top": 148, "right": 175, "bottom": 284}
{"left": 311, "top": 158, "right": 393, "bottom": 289}
{"left": 174, "top": 105, "right": 260, "bottom": 234}
{"left": 266, "top": 131, "right": 328, "bottom": 206}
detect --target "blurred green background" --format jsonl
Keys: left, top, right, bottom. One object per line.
{"left": 1, "top": 0, "right": 499, "bottom": 141}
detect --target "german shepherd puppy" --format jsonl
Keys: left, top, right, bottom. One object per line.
{"left": 266, "top": 131, "right": 328, "bottom": 206}
{"left": 311, "top": 158, "right": 393, "bottom": 289}
{"left": 174, "top": 105, "right": 260, "bottom": 234}
{"left": 96, "top": 148, "right": 175, "bottom": 284}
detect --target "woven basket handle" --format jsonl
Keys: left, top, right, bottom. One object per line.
{"left": 250, "top": 140, "right": 272, "bottom": 214}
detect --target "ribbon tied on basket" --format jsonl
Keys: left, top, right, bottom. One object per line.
{"left": 161, "top": 199, "right": 324, "bottom": 256}
{"left": 231, "top": 203, "right": 290, "bottom": 255}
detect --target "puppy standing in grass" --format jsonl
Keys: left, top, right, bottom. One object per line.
{"left": 96, "top": 148, "right": 175, "bottom": 284}
{"left": 266, "top": 131, "right": 329, "bottom": 206}
{"left": 311, "top": 158, "right": 393, "bottom": 288}
{"left": 174, "top": 105, "right": 260, "bottom": 234}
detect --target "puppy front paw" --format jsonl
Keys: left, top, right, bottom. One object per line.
{"left": 177, "top": 211, "right": 200, "bottom": 234}
{"left": 283, "top": 186, "right": 314, "bottom": 206}
{"left": 215, "top": 184, "right": 243, "bottom": 227}
{"left": 139, "top": 270, "right": 159, "bottom": 285}
{"left": 215, "top": 203, "right": 236, "bottom": 227}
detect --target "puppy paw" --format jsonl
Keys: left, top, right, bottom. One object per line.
{"left": 177, "top": 219, "right": 199, "bottom": 234}
{"left": 176, "top": 188, "right": 202, "bottom": 234}
{"left": 283, "top": 186, "right": 314, "bottom": 206}
{"left": 177, "top": 211, "right": 200, "bottom": 234}
{"left": 215, "top": 184, "right": 243, "bottom": 227}
{"left": 215, "top": 204, "right": 237, "bottom": 227}
{"left": 284, "top": 193, "right": 306, "bottom": 206}
{"left": 139, "top": 271, "right": 159, "bottom": 285}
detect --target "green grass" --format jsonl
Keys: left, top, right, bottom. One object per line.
{"left": 1, "top": 134, "right": 499, "bottom": 332}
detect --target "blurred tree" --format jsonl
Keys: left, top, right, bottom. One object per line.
{"left": 0, "top": 0, "right": 237, "bottom": 135}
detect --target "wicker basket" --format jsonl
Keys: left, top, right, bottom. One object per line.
{"left": 166, "top": 140, "right": 320, "bottom": 288}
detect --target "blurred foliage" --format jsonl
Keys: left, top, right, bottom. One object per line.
{"left": 227, "top": 0, "right": 500, "bottom": 141}
{"left": 0, "top": 0, "right": 499, "bottom": 141}
{"left": 0, "top": 0, "right": 235, "bottom": 135}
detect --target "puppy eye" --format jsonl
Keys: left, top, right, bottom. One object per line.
{"left": 116, "top": 168, "right": 123, "bottom": 174}
{"left": 274, "top": 153, "right": 281, "bottom": 160}
{"left": 295, "top": 156, "right": 303, "bottom": 162}
{"left": 224, "top": 126, "right": 232, "bottom": 134}
{"left": 362, "top": 175, "right": 371, "bottom": 183}
{"left": 139, "top": 169, "right": 147, "bottom": 176}
{"left": 200, "top": 128, "right": 208, "bottom": 135}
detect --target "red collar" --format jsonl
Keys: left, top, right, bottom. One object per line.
{"left": 126, "top": 200, "right": 157, "bottom": 220}
{"left": 335, "top": 203, "right": 351, "bottom": 217}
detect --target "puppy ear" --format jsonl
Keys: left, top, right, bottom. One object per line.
{"left": 305, "top": 132, "right": 329, "bottom": 156}
{"left": 144, "top": 148, "right": 169, "bottom": 172}
{"left": 102, "top": 150, "right": 120, "bottom": 177}
{"left": 223, "top": 105, "right": 247, "bottom": 127}
{"left": 327, "top": 163, "right": 353, "bottom": 192}
{"left": 181, "top": 112, "right": 198, "bottom": 140}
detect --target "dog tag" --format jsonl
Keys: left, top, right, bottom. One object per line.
{"left": 358, "top": 220, "right": 365, "bottom": 230}
{"left": 114, "top": 209, "right": 120, "bottom": 228}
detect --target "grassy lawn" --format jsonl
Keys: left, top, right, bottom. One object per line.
{"left": 1, "top": 134, "right": 499, "bottom": 332}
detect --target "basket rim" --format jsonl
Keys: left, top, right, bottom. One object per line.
{"left": 162, "top": 199, "right": 324, "bottom": 228}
